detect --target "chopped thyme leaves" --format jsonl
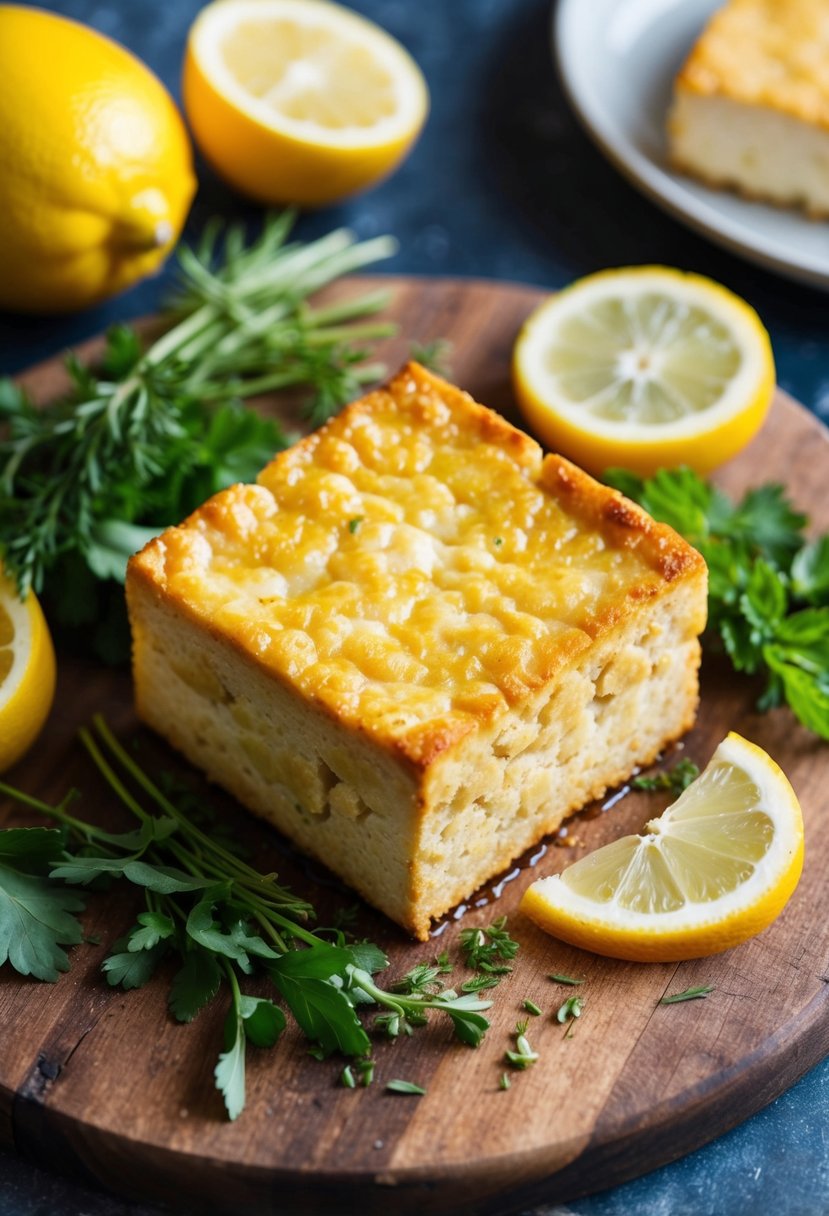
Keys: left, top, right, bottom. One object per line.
{"left": 505, "top": 1031, "right": 539, "bottom": 1070}
{"left": 522, "top": 999, "right": 542, "bottom": 1016}
{"left": 341, "top": 1065, "right": 356, "bottom": 1089}
{"left": 499, "top": 1072, "right": 511, "bottom": 1090}
{"left": 460, "top": 974, "right": 500, "bottom": 994}
{"left": 459, "top": 916, "right": 519, "bottom": 981}
{"left": 357, "top": 1058, "right": 375, "bottom": 1087}
{"left": 659, "top": 985, "right": 714, "bottom": 1004}
{"left": 632, "top": 758, "right": 700, "bottom": 794}
{"left": 549, "top": 973, "right": 584, "bottom": 986}
{"left": 386, "top": 1079, "right": 426, "bottom": 1095}
{"left": 556, "top": 996, "right": 584, "bottom": 1025}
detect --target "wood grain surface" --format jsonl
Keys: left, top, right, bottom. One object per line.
{"left": 3, "top": 277, "right": 829, "bottom": 1216}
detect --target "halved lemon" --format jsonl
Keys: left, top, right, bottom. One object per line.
{"left": 512, "top": 267, "right": 775, "bottom": 477}
{"left": 521, "top": 733, "right": 803, "bottom": 962}
{"left": 183, "top": 0, "right": 429, "bottom": 206}
{"left": 0, "top": 570, "right": 56, "bottom": 773}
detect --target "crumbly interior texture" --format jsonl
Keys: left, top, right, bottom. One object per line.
{"left": 668, "top": 0, "right": 829, "bottom": 215}
{"left": 127, "top": 363, "right": 707, "bottom": 939}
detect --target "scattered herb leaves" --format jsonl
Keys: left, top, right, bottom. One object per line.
{"left": 0, "top": 718, "right": 501, "bottom": 1121}
{"left": 386, "top": 1079, "right": 427, "bottom": 1095}
{"left": 632, "top": 759, "right": 700, "bottom": 794}
{"left": 459, "top": 916, "right": 519, "bottom": 982}
{"left": 504, "top": 1030, "right": 539, "bottom": 1070}
{"left": 659, "top": 985, "right": 714, "bottom": 1005}
{"left": 556, "top": 996, "right": 584, "bottom": 1025}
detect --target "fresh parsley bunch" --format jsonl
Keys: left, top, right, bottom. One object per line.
{"left": 0, "top": 212, "right": 397, "bottom": 660}
{"left": 0, "top": 716, "right": 495, "bottom": 1121}
{"left": 606, "top": 467, "right": 829, "bottom": 739}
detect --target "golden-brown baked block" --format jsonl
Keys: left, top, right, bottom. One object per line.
{"left": 668, "top": 0, "right": 829, "bottom": 216}
{"left": 127, "top": 363, "right": 707, "bottom": 939}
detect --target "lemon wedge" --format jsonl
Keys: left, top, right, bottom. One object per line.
{"left": 183, "top": 0, "right": 428, "bottom": 206}
{"left": 513, "top": 267, "right": 775, "bottom": 477}
{"left": 0, "top": 571, "right": 56, "bottom": 773}
{"left": 521, "top": 733, "right": 803, "bottom": 962}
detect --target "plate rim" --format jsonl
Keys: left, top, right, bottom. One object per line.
{"left": 553, "top": 0, "right": 829, "bottom": 291}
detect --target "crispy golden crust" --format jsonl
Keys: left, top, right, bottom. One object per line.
{"left": 675, "top": 0, "right": 829, "bottom": 130}
{"left": 128, "top": 362, "right": 705, "bottom": 773}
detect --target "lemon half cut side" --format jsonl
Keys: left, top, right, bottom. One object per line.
{"left": 513, "top": 267, "right": 775, "bottom": 477}
{"left": 520, "top": 733, "right": 804, "bottom": 962}
{"left": 184, "top": 0, "right": 429, "bottom": 206}
{"left": 0, "top": 571, "right": 56, "bottom": 773}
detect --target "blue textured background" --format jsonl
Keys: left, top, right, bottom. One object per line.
{"left": 1, "top": 1, "right": 828, "bottom": 1214}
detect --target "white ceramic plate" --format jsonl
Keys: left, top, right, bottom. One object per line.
{"left": 554, "top": 0, "right": 829, "bottom": 289}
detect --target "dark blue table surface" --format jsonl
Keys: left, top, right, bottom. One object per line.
{"left": 2, "top": 1, "right": 828, "bottom": 1214}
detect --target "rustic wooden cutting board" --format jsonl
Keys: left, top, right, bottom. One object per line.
{"left": 3, "top": 277, "right": 829, "bottom": 1216}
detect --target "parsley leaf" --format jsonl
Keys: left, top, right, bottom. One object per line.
{"left": 792, "top": 536, "right": 829, "bottom": 605}
{"left": 0, "top": 826, "right": 67, "bottom": 870}
{"left": 169, "top": 949, "right": 223, "bottom": 1023}
{"left": 606, "top": 465, "right": 829, "bottom": 738}
{"left": 269, "top": 946, "right": 370, "bottom": 1058}
{"left": 239, "top": 996, "right": 286, "bottom": 1048}
{"left": 102, "top": 941, "right": 167, "bottom": 990}
{"left": 0, "top": 863, "right": 85, "bottom": 981}
{"left": 216, "top": 1008, "right": 247, "bottom": 1122}
{"left": 128, "top": 911, "right": 175, "bottom": 952}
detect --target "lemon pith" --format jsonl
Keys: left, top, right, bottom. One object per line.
{"left": 520, "top": 733, "right": 804, "bottom": 962}
{"left": 0, "top": 5, "right": 195, "bottom": 314}
{"left": 512, "top": 267, "right": 775, "bottom": 477}
{"left": 183, "top": 0, "right": 428, "bottom": 206}
{"left": 0, "top": 571, "right": 56, "bottom": 774}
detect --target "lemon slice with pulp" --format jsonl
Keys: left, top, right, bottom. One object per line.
{"left": 513, "top": 267, "right": 775, "bottom": 476}
{"left": 0, "top": 571, "right": 56, "bottom": 773}
{"left": 520, "top": 733, "right": 803, "bottom": 962}
{"left": 184, "top": 0, "right": 429, "bottom": 206}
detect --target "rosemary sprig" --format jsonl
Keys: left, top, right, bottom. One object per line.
{"left": 0, "top": 213, "right": 396, "bottom": 618}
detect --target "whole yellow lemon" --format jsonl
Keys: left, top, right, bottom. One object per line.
{"left": 0, "top": 5, "right": 196, "bottom": 314}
